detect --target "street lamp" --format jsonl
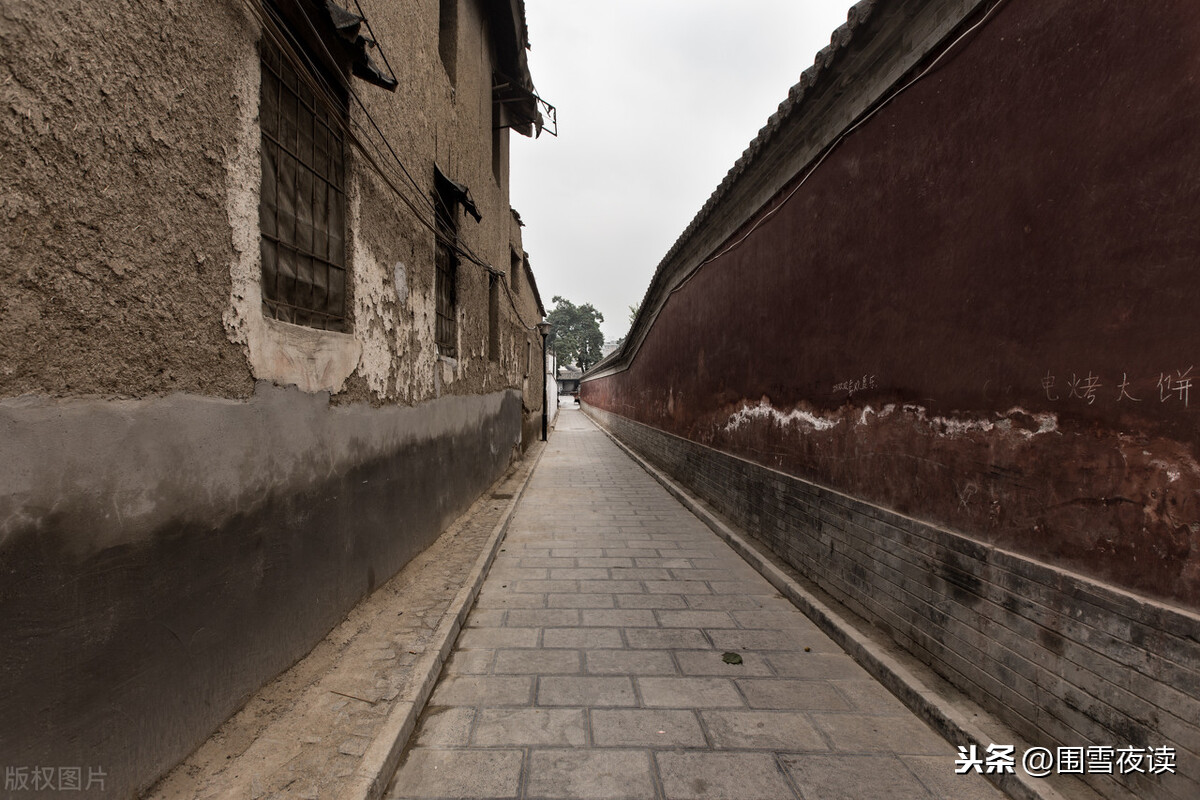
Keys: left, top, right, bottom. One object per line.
{"left": 536, "top": 321, "right": 553, "bottom": 441}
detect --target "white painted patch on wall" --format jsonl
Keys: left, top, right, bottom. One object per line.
{"left": 350, "top": 197, "right": 397, "bottom": 399}
{"left": 1151, "top": 460, "right": 1183, "bottom": 483}
{"left": 931, "top": 415, "right": 996, "bottom": 436}
{"left": 441, "top": 356, "right": 458, "bottom": 387}
{"left": 884, "top": 404, "right": 1059, "bottom": 439}
{"left": 724, "top": 400, "right": 839, "bottom": 433}
{"left": 409, "top": 285, "right": 439, "bottom": 398}
{"left": 393, "top": 262, "right": 408, "bottom": 305}
{"left": 1025, "top": 410, "right": 1059, "bottom": 437}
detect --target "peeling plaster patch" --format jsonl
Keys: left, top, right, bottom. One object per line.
{"left": 859, "top": 405, "right": 875, "bottom": 426}
{"left": 1030, "top": 412, "right": 1059, "bottom": 437}
{"left": 409, "top": 286, "right": 439, "bottom": 399}
{"left": 1151, "top": 460, "right": 1183, "bottom": 483}
{"left": 219, "top": 40, "right": 261, "bottom": 354}
{"left": 220, "top": 41, "right": 360, "bottom": 394}
{"left": 393, "top": 262, "right": 408, "bottom": 305}
{"left": 895, "top": 405, "right": 1059, "bottom": 439}
{"left": 253, "top": 319, "right": 362, "bottom": 393}
{"left": 441, "top": 355, "right": 458, "bottom": 388}
{"left": 349, "top": 208, "right": 396, "bottom": 399}
{"left": 930, "top": 415, "right": 995, "bottom": 436}
{"left": 724, "top": 400, "right": 839, "bottom": 433}
{"left": 997, "top": 407, "right": 1059, "bottom": 438}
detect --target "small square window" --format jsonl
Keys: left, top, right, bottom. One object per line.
{"left": 488, "top": 273, "right": 500, "bottom": 361}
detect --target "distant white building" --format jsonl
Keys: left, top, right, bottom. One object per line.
{"left": 601, "top": 338, "right": 623, "bottom": 357}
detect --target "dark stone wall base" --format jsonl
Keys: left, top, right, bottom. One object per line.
{"left": 0, "top": 386, "right": 524, "bottom": 798}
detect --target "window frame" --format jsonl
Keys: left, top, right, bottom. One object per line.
{"left": 258, "top": 5, "right": 351, "bottom": 332}
{"left": 488, "top": 272, "right": 501, "bottom": 362}
{"left": 434, "top": 184, "right": 460, "bottom": 358}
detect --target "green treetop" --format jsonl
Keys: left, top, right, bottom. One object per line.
{"left": 547, "top": 295, "right": 605, "bottom": 372}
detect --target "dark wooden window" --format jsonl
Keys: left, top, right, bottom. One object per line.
{"left": 259, "top": 30, "right": 349, "bottom": 331}
{"left": 492, "top": 99, "right": 503, "bottom": 185}
{"left": 510, "top": 249, "right": 521, "bottom": 295}
{"left": 488, "top": 273, "right": 500, "bottom": 361}
{"left": 434, "top": 191, "right": 458, "bottom": 357}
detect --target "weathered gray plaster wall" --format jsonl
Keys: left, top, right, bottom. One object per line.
{"left": 221, "top": 0, "right": 547, "bottom": 409}
{"left": 0, "top": 0, "right": 254, "bottom": 398}
{"left": 1, "top": 0, "right": 546, "bottom": 410}
{"left": 0, "top": 385, "right": 522, "bottom": 798}
{"left": 1, "top": 1, "right": 549, "bottom": 794}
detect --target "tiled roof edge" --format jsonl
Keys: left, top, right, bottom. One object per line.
{"left": 645, "top": 0, "right": 878, "bottom": 301}
{"left": 586, "top": 0, "right": 884, "bottom": 383}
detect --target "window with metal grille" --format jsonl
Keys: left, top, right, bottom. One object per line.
{"left": 488, "top": 272, "right": 500, "bottom": 361}
{"left": 259, "top": 29, "right": 349, "bottom": 331}
{"left": 434, "top": 193, "right": 458, "bottom": 358}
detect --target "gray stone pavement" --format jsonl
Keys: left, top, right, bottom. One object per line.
{"left": 387, "top": 408, "right": 1006, "bottom": 800}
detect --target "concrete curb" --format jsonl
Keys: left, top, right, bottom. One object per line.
{"left": 336, "top": 441, "right": 547, "bottom": 800}
{"left": 587, "top": 413, "right": 1069, "bottom": 800}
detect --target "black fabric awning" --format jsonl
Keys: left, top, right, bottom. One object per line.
{"left": 321, "top": 0, "right": 397, "bottom": 91}
{"left": 493, "top": 71, "right": 555, "bottom": 138}
{"left": 434, "top": 165, "right": 482, "bottom": 223}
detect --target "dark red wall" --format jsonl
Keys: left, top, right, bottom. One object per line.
{"left": 585, "top": 0, "right": 1200, "bottom": 608}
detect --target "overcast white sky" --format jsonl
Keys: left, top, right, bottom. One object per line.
{"left": 509, "top": 0, "right": 855, "bottom": 341}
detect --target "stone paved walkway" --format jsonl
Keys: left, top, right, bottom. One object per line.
{"left": 387, "top": 409, "right": 1005, "bottom": 800}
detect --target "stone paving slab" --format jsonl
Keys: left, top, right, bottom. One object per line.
{"left": 386, "top": 410, "right": 1006, "bottom": 800}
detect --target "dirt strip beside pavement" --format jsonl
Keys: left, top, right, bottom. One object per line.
{"left": 147, "top": 442, "right": 545, "bottom": 800}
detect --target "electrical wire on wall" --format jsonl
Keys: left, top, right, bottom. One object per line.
{"left": 242, "top": 0, "right": 542, "bottom": 333}
{"left": 250, "top": 3, "right": 439, "bottom": 225}
{"left": 349, "top": 0, "right": 398, "bottom": 86}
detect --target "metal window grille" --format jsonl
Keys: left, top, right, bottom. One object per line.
{"left": 434, "top": 215, "right": 458, "bottom": 357}
{"left": 259, "top": 33, "right": 348, "bottom": 331}
{"left": 488, "top": 273, "right": 500, "bottom": 361}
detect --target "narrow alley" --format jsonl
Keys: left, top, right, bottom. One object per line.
{"left": 6, "top": 3, "right": 1199, "bottom": 799}
{"left": 387, "top": 408, "right": 1004, "bottom": 800}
